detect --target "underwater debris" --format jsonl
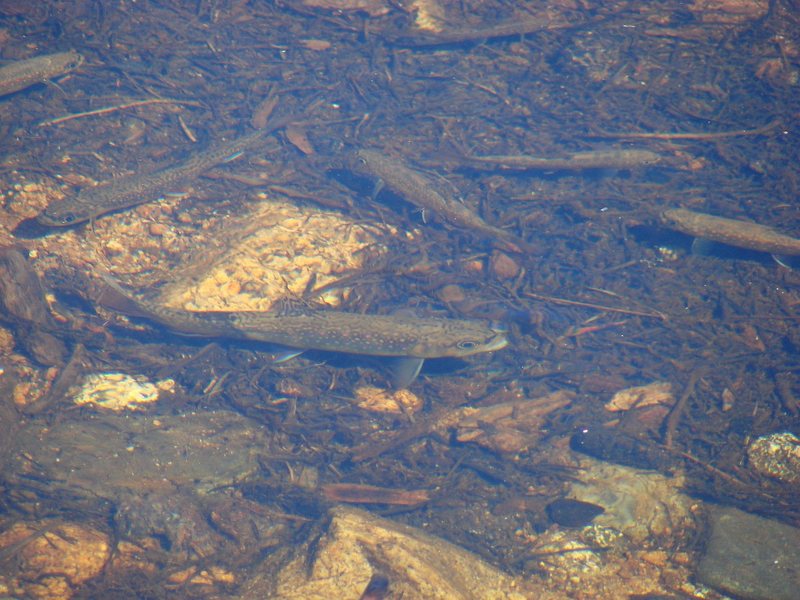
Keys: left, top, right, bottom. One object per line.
{"left": 72, "top": 372, "right": 174, "bottom": 411}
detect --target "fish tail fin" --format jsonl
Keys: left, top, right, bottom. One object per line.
{"left": 95, "top": 274, "right": 152, "bottom": 319}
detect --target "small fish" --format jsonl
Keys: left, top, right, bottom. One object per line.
{"left": 37, "top": 116, "right": 292, "bottom": 227}
{"left": 458, "top": 148, "right": 664, "bottom": 171}
{"left": 348, "top": 148, "right": 530, "bottom": 252}
{"left": 661, "top": 208, "right": 800, "bottom": 256}
{"left": 0, "top": 50, "right": 83, "bottom": 97}
{"left": 96, "top": 277, "right": 508, "bottom": 387}
{"left": 391, "top": 16, "right": 574, "bottom": 47}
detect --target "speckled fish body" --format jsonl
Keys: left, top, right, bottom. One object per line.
{"left": 462, "top": 149, "right": 664, "bottom": 171}
{"left": 226, "top": 310, "right": 507, "bottom": 358}
{"left": 38, "top": 119, "right": 288, "bottom": 227}
{"left": 0, "top": 50, "right": 83, "bottom": 97}
{"left": 661, "top": 208, "right": 800, "bottom": 256}
{"left": 97, "top": 279, "right": 508, "bottom": 359}
{"left": 392, "top": 17, "right": 573, "bottom": 47}
{"left": 349, "top": 149, "right": 528, "bottom": 252}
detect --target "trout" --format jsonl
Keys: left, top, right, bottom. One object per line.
{"left": 97, "top": 277, "right": 508, "bottom": 386}
{"left": 391, "top": 16, "right": 574, "bottom": 47}
{"left": 348, "top": 148, "right": 530, "bottom": 252}
{"left": 458, "top": 148, "right": 664, "bottom": 171}
{"left": 0, "top": 50, "right": 83, "bottom": 97}
{"left": 661, "top": 208, "right": 800, "bottom": 256}
{"left": 38, "top": 117, "right": 292, "bottom": 227}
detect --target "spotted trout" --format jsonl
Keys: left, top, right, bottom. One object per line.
{"left": 0, "top": 50, "right": 83, "bottom": 97}
{"left": 457, "top": 148, "right": 664, "bottom": 171}
{"left": 37, "top": 116, "right": 292, "bottom": 227}
{"left": 661, "top": 208, "right": 800, "bottom": 256}
{"left": 391, "top": 16, "right": 575, "bottom": 47}
{"left": 347, "top": 149, "right": 530, "bottom": 253}
{"left": 96, "top": 277, "right": 508, "bottom": 386}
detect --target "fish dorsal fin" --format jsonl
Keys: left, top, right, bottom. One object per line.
{"left": 273, "top": 297, "right": 316, "bottom": 317}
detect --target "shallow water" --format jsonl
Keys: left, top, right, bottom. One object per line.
{"left": 1, "top": 1, "right": 799, "bottom": 598}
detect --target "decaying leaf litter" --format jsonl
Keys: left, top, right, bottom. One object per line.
{"left": 2, "top": 0, "right": 800, "bottom": 597}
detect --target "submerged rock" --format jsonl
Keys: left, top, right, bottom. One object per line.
{"left": 242, "top": 505, "right": 558, "bottom": 599}
{"left": 567, "top": 458, "right": 697, "bottom": 544}
{"left": 2, "top": 410, "right": 288, "bottom": 560}
{"left": 9, "top": 410, "right": 266, "bottom": 496}
{"left": 72, "top": 372, "right": 174, "bottom": 411}
{"left": 0, "top": 521, "right": 110, "bottom": 600}
{"left": 158, "top": 200, "right": 391, "bottom": 311}
{"left": 747, "top": 431, "right": 800, "bottom": 484}
{"left": 697, "top": 506, "right": 800, "bottom": 600}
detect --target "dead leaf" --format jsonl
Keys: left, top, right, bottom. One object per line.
{"left": 285, "top": 125, "right": 315, "bottom": 155}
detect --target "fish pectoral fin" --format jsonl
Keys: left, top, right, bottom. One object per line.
{"left": 689, "top": 236, "right": 717, "bottom": 256}
{"left": 370, "top": 178, "right": 385, "bottom": 200}
{"left": 388, "top": 357, "right": 425, "bottom": 389}
{"left": 771, "top": 253, "right": 800, "bottom": 269}
{"left": 271, "top": 347, "right": 305, "bottom": 363}
{"left": 222, "top": 150, "right": 245, "bottom": 163}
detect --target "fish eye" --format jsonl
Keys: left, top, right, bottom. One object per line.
{"left": 60, "top": 213, "right": 77, "bottom": 224}
{"left": 457, "top": 340, "right": 477, "bottom": 350}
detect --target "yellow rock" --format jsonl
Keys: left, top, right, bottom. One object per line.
{"left": 640, "top": 549, "right": 668, "bottom": 567}
{"left": 354, "top": 386, "right": 424, "bottom": 414}
{"left": 159, "top": 200, "right": 390, "bottom": 312}
{"left": 604, "top": 381, "right": 673, "bottom": 412}
{"left": 253, "top": 506, "right": 545, "bottom": 599}
{"left": 0, "top": 521, "right": 110, "bottom": 599}
{"left": 73, "top": 373, "right": 172, "bottom": 411}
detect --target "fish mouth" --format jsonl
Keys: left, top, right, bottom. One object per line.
{"left": 485, "top": 332, "right": 509, "bottom": 352}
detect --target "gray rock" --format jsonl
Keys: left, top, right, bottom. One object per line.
{"left": 697, "top": 506, "right": 800, "bottom": 600}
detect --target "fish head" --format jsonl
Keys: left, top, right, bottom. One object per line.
{"left": 63, "top": 50, "right": 85, "bottom": 72}
{"left": 640, "top": 150, "right": 663, "bottom": 165}
{"left": 410, "top": 322, "right": 509, "bottom": 358}
{"left": 344, "top": 149, "right": 380, "bottom": 175}
{"left": 36, "top": 205, "right": 86, "bottom": 227}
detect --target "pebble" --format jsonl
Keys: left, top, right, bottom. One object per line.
{"left": 747, "top": 431, "right": 800, "bottom": 484}
{"left": 149, "top": 222, "right": 168, "bottom": 236}
{"left": 105, "top": 239, "right": 125, "bottom": 254}
{"left": 490, "top": 250, "right": 520, "bottom": 279}
{"left": 437, "top": 284, "right": 466, "bottom": 304}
